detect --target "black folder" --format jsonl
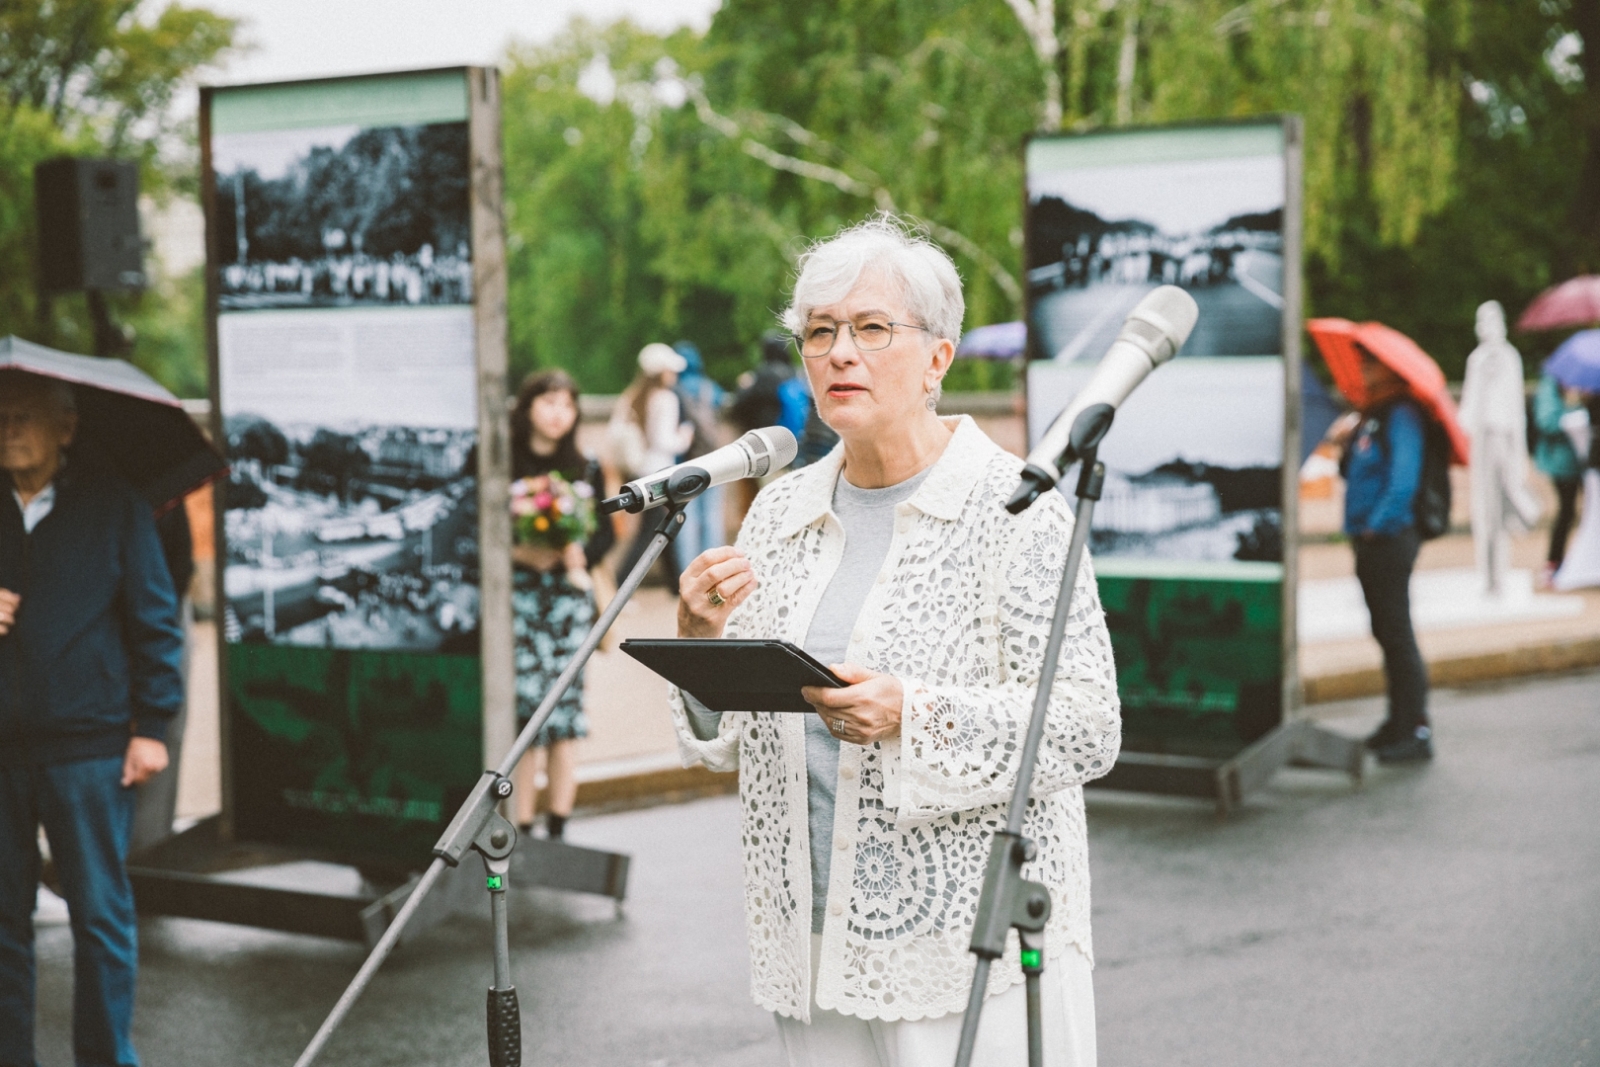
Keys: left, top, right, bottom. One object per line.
{"left": 619, "top": 638, "right": 846, "bottom": 712}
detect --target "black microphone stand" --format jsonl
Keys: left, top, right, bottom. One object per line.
{"left": 293, "top": 480, "right": 698, "bottom": 1067}
{"left": 953, "top": 405, "right": 1113, "bottom": 1067}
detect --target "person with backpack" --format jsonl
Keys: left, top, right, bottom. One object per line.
{"left": 672, "top": 341, "right": 729, "bottom": 560}
{"left": 1531, "top": 372, "right": 1584, "bottom": 587}
{"left": 1332, "top": 349, "right": 1437, "bottom": 764}
{"left": 727, "top": 333, "right": 802, "bottom": 525}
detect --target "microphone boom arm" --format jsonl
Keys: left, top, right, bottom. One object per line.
{"left": 1005, "top": 404, "right": 1115, "bottom": 514}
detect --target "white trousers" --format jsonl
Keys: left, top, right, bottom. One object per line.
{"left": 774, "top": 935, "right": 1097, "bottom": 1067}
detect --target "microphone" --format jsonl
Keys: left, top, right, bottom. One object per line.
{"left": 1006, "top": 285, "right": 1199, "bottom": 514}
{"left": 602, "top": 426, "right": 798, "bottom": 514}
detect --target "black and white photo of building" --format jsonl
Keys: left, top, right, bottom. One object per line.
{"left": 218, "top": 299, "right": 481, "bottom": 652}
{"left": 213, "top": 121, "right": 472, "bottom": 311}
{"left": 1026, "top": 150, "right": 1284, "bottom": 362}
{"left": 222, "top": 416, "right": 479, "bottom": 651}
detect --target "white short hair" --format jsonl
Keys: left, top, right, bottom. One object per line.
{"left": 782, "top": 214, "right": 964, "bottom": 345}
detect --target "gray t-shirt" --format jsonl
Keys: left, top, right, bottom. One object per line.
{"left": 686, "top": 466, "right": 931, "bottom": 932}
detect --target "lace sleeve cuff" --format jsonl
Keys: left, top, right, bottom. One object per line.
{"left": 669, "top": 685, "right": 741, "bottom": 772}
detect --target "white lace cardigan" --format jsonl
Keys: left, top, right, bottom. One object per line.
{"left": 668, "top": 416, "right": 1121, "bottom": 1023}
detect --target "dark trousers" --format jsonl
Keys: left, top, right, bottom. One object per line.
{"left": 1354, "top": 529, "right": 1429, "bottom": 732}
{"left": 0, "top": 757, "right": 139, "bottom": 1067}
{"left": 1548, "top": 477, "right": 1581, "bottom": 567}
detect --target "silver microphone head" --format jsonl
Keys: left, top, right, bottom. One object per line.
{"left": 742, "top": 426, "right": 799, "bottom": 478}
{"left": 1118, "top": 285, "right": 1200, "bottom": 365}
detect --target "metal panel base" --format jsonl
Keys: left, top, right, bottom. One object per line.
{"left": 1087, "top": 720, "right": 1365, "bottom": 814}
{"left": 126, "top": 816, "right": 630, "bottom": 946}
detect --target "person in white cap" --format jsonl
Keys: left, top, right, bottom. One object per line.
{"left": 609, "top": 342, "right": 693, "bottom": 586}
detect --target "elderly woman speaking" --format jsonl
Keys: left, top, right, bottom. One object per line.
{"left": 672, "top": 217, "right": 1120, "bottom": 1067}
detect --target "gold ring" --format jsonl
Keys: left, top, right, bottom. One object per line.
{"left": 707, "top": 589, "right": 726, "bottom": 608}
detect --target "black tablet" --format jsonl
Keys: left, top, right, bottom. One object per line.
{"left": 619, "top": 638, "right": 846, "bottom": 713}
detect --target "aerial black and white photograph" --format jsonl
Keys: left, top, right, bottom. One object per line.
{"left": 1026, "top": 146, "right": 1284, "bottom": 362}
{"left": 219, "top": 307, "right": 480, "bottom": 650}
{"left": 1031, "top": 358, "right": 1284, "bottom": 563}
{"left": 213, "top": 121, "right": 472, "bottom": 310}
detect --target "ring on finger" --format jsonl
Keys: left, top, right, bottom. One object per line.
{"left": 707, "top": 588, "right": 726, "bottom": 608}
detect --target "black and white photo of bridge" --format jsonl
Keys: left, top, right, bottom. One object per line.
{"left": 1026, "top": 152, "right": 1284, "bottom": 362}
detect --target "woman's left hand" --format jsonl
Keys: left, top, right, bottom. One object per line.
{"left": 802, "top": 663, "right": 902, "bottom": 746}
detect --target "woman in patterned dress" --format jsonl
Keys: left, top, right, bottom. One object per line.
{"left": 671, "top": 217, "right": 1121, "bottom": 1066}
{"left": 509, "top": 369, "right": 613, "bottom": 839}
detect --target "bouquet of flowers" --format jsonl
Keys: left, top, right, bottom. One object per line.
{"left": 510, "top": 472, "right": 597, "bottom": 550}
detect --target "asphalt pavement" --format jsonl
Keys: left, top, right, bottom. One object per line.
{"left": 33, "top": 670, "right": 1600, "bottom": 1067}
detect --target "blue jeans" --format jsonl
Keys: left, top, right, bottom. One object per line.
{"left": 0, "top": 757, "right": 138, "bottom": 1067}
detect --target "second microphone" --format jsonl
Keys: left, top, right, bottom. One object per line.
{"left": 601, "top": 426, "right": 799, "bottom": 514}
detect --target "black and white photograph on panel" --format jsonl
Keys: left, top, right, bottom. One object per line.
{"left": 213, "top": 121, "right": 472, "bottom": 310}
{"left": 218, "top": 306, "right": 480, "bottom": 650}
{"left": 1029, "top": 357, "right": 1284, "bottom": 563}
{"left": 1026, "top": 128, "right": 1284, "bottom": 362}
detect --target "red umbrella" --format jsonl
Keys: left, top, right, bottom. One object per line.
{"left": 1516, "top": 275, "right": 1600, "bottom": 332}
{"left": 1306, "top": 318, "right": 1470, "bottom": 465}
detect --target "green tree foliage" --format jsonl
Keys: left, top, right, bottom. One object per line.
{"left": 0, "top": 0, "right": 234, "bottom": 394}
{"left": 505, "top": 0, "right": 1594, "bottom": 389}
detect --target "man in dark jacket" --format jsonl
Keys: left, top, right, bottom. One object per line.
{"left": 0, "top": 371, "right": 183, "bottom": 1067}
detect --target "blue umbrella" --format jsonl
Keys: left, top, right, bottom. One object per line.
{"left": 1544, "top": 329, "right": 1600, "bottom": 392}
{"left": 956, "top": 321, "right": 1026, "bottom": 359}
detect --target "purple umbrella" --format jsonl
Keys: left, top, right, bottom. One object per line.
{"left": 955, "top": 321, "right": 1026, "bottom": 359}
{"left": 1544, "top": 329, "right": 1600, "bottom": 392}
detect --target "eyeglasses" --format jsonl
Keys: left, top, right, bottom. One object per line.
{"left": 793, "top": 317, "right": 929, "bottom": 359}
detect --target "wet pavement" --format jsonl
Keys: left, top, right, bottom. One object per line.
{"left": 34, "top": 670, "right": 1600, "bottom": 1066}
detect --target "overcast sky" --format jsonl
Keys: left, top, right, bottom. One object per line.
{"left": 205, "top": 0, "right": 721, "bottom": 85}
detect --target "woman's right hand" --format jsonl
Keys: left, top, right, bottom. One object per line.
{"left": 677, "top": 546, "right": 757, "bottom": 638}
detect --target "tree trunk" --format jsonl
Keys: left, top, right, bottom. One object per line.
{"left": 1115, "top": 0, "right": 1140, "bottom": 126}
{"left": 1568, "top": 0, "right": 1600, "bottom": 273}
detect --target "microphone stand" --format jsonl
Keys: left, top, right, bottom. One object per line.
{"left": 292, "top": 491, "right": 694, "bottom": 1067}
{"left": 953, "top": 406, "right": 1113, "bottom": 1067}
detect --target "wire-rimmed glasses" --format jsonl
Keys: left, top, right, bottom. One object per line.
{"left": 793, "top": 317, "right": 929, "bottom": 359}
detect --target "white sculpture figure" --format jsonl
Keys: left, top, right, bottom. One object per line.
{"left": 1458, "top": 300, "right": 1541, "bottom": 595}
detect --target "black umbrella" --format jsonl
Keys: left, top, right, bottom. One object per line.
{"left": 0, "top": 335, "right": 225, "bottom": 511}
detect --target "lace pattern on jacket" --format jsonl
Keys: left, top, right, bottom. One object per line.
{"left": 668, "top": 417, "right": 1121, "bottom": 1022}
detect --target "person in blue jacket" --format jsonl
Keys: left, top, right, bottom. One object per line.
{"left": 0, "top": 371, "right": 184, "bottom": 1067}
{"left": 1335, "top": 351, "right": 1433, "bottom": 763}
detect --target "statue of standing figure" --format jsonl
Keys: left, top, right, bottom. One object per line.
{"left": 1458, "top": 300, "right": 1542, "bottom": 595}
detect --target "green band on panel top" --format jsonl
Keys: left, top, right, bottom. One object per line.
{"left": 211, "top": 68, "right": 470, "bottom": 135}
{"left": 1027, "top": 121, "right": 1284, "bottom": 173}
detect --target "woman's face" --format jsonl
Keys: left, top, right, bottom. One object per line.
{"left": 528, "top": 389, "right": 578, "bottom": 446}
{"left": 799, "top": 274, "right": 952, "bottom": 442}
{"left": 1359, "top": 356, "right": 1407, "bottom": 408}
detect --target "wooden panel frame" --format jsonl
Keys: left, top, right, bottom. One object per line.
{"left": 198, "top": 67, "right": 510, "bottom": 846}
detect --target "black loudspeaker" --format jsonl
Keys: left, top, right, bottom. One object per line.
{"left": 34, "top": 157, "right": 146, "bottom": 294}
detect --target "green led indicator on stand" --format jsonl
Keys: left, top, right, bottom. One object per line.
{"left": 1019, "top": 949, "right": 1041, "bottom": 969}
{"left": 486, "top": 875, "right": 503, "bottom": 891}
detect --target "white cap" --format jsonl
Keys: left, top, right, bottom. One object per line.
{"left": 638, "top": 343, "right": 687, "bottom": 376}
